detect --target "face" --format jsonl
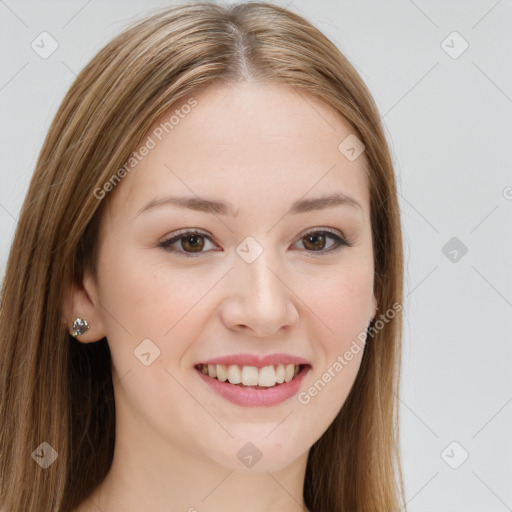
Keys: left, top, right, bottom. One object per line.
{"left": 81, "top": 81, "right": 377, "bottom": 472}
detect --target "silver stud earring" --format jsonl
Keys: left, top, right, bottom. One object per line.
{"left": 71, "top": 317, "right": 89, "bottom": 337}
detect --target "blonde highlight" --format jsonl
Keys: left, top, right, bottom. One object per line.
{"left": 0, "top": 3, "right": 406, "bottom": 511}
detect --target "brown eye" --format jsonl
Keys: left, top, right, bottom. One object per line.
{"left": 159, "top": 228, "right": 351, "bottom": 258}
{"left": 294, "top": 230, "right": 350, "bottom": 254}
{"left": 180, "top": 234, "right": 205, "bottom": 252}
{"left": 159, "top": 230, "right": 217, "bottom": 257}
{"left": 302, "top": 233, "right": 328, "bottom": 251}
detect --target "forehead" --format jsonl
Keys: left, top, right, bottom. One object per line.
{"left": 109, "top": 81, "right": 370, "bottom": 219}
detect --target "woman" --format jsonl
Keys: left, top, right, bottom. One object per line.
{"left": 0, "top": 2, "right": 405, "bottom": 511}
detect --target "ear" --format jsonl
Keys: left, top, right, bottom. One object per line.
{"left": 62, "top": 269, "right": 107, "bottom": 343}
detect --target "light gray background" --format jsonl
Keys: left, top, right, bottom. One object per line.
{"left": 1, "top": 1, "right": 511, "bottom": 510}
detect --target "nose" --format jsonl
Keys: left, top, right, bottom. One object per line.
{"left": 219, "top": 249, "right": 299, "bottom": 337}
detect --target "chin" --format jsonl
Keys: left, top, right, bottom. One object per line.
{"left": 209, "top": 440, "right": 306, "bottom": 474}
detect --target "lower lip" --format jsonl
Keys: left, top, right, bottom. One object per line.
{"left": 195, "top": 365, "right": 311, "bottom": 407}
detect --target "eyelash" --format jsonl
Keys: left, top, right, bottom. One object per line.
{"left": 158, "top": 228, "right": 353, "bottom": 258}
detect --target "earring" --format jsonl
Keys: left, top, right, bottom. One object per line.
{"left": 71, "top": 317, "right": 90, "bottom": 337}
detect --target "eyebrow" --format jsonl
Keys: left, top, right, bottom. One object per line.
{"left": 135, "top": 192, "right": 362, "bottom": 218}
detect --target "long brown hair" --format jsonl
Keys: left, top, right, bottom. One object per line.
{"left": 0, "top": 3, "right": 405, "bottom": 511}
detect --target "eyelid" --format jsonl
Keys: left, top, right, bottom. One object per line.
{"left": 291, "top": 227, "right": 353, "bottom": 256}
{"left": 159, "top": 228, "right": 217, "bottom": 245}
{"left": 296, "top": 226, "right": 348, "bottom": 243}
{"left": 158, "top": 228, "right": 219, "bottom": 258}
{"left": 158, "top": 227, "right": 352, "bottom": 257}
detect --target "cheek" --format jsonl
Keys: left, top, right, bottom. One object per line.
{"left": 96, "top": 245, "right": 214, "bottom": 364}
{"left": 298, "top": 263, "right": 374, "bottom": 344}
{"left": 296, "top": 345, "right": 364, "bottom": 448}
{"left": 294, "top": 269, "right": 371, "bottom": 439}
{"left": 93, "top": 249, "right": 207, "bottom": 426}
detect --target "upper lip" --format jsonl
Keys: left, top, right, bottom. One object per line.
{"left": 196, "top": 353, "right": 311, "bottom": 368}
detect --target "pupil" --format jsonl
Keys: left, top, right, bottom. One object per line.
{"left": 305, "top": 234, "right": 325, "bottom": 250}
{"left": 183, "top": 235, "right": 204, "bottom": 252}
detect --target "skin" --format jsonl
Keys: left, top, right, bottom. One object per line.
{"left": 68, "top": 81, "right": 377, "bottom": 512}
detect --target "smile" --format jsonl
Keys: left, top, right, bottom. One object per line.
{"left": 194, "top": 363, "right": 312, "bottom": 407}
{"left": 195, "top": 363, "right": 304, "bottom": 388}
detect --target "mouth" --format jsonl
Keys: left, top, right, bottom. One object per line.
{"left": 194, "top": 363, "right": 310, "bottom": 390}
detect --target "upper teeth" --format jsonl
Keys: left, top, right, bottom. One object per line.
{"left": 200, "top": 364, "right": 300, "bottom": 387}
